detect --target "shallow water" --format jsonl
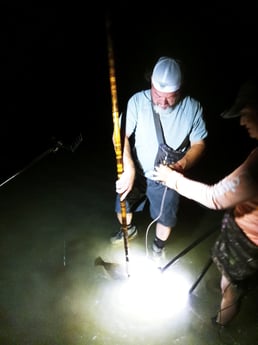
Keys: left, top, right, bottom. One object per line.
{"left": 0, "top": 142, "right": 257, "bottom": 345}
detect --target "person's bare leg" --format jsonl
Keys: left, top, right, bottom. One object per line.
{"left": 152, "top": 223, "right": 172, "bottom": 257}
{"left": 216, "top": 275, "right": 241, "bottom": 325}
{"left": 156, "top": 222, "right": 171, "bottom": 240}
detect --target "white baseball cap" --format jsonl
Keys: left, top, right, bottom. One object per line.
{"left": 151, "top": 57, "right": 182, "bottom": 93}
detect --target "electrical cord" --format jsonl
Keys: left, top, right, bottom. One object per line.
{"left": 144, "top": 154, "right": 176, "bottom": 257}
{"left": 145, "top": 184, "right": 168, "bottom": 257}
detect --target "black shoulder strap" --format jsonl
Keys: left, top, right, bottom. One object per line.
{"left": 151, "top": 103, "right": 165, "bottom": 144}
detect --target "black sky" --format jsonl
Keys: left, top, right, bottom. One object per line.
{"left": 1, "top": 3, "right": 258, "bottom": 177}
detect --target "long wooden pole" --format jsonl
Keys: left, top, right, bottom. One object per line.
{"left": 106, "top": 18, "right": 130, "bottom": 277}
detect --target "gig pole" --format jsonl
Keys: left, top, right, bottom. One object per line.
{"left": 106, "top": 17, "right": 130, "bottom": 277}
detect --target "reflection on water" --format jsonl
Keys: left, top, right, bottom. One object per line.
{"left": 0, "top": 148, "right": 257, "bottom": 345}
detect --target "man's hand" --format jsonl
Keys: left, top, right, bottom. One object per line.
{"left": 168, "top": 160, "right": 184, "bottom": 172}
{"left": 153, "top": 164, "right": 172, "bottom": 184}
{"left": 153, "top": 164, "right": 182, "bottom": 189}
{"left": 116, "top": 168, "right": 135, "bottom": 201}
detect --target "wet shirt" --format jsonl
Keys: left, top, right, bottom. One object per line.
{"left": 173, "top": 148, "right": 258, "bottom": 245}
{"left": 125, "top": 89, "right": 207, "bottom": 179}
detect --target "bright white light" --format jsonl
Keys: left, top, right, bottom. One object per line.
{"left": 105, "top": 256, "right": 191, "bottom": 322}
{"left": 59, "top": 248, "right": 195, "bottom": 342}
{"left": 85, "top": 251, "right": 193, "bottom": 340}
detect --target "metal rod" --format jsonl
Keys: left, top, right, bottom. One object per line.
{"left": 0, "top": 146, "right": 57, "bottom": 188}
{"left": 159, "top": 225, "right": 219, "bottom": 273}
{"left": 188, "top": 257, "right": 213, "bottom": 294}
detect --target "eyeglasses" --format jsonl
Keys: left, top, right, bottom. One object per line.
{"left": 151, "top": 86, "right": 179, "bottom": 102}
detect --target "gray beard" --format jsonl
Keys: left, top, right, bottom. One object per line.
{"left": 153, "top": 104, "right": 173, "bottom": 115}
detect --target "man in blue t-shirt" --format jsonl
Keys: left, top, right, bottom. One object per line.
{"left": 111, "top": 56, "right": 208, "bottom": 259}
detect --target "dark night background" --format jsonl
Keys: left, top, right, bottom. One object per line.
{"left": 1, "top": 4, "right": 258, "bottom": 344}
{"left": 1, "top": 3, "right": 258, "bottom": 183}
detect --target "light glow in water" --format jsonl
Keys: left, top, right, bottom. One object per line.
{"left": 112, "top": 257, "right": 191, "bottom": 321}
{"left": 91, "top": 255, "right": 192, "bottom": 330}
